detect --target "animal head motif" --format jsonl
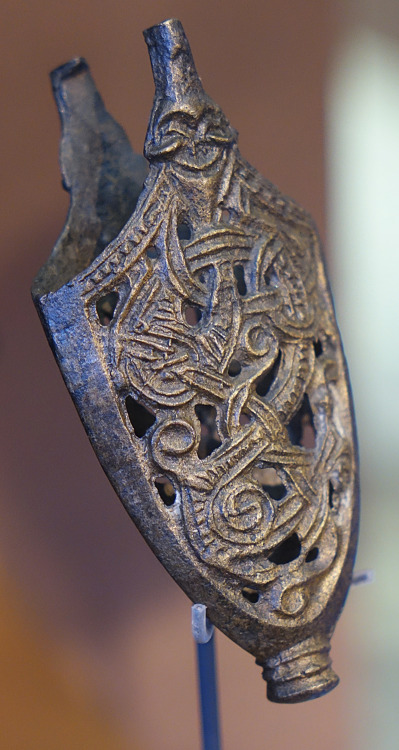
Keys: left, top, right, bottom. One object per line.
{"left": 144, "top": 20, "right": 237, "bottom": 168}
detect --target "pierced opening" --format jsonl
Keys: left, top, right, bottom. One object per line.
{"left": 242, "top": 587, "right": 260, "bottom": 604}
{"left": 255, "top": 351, "right": 282, "bottom": 397}
{"left": 125, "top": 396, "right": 156, "bottom": 438}
{"left": 184, "top": 303, "right": 202, "bottom": 326}
{"left": 305, "top": 547, "right": 319, "bottom": 563}
{"left": 287, "top": 393, "right": 316, "bottom": 449}
{"left": 313, "top": 339, "right": 323, "bottom": 357}
{"left": 197, "top": 265, "right": 215, "bottom": 286}
{"left": 228, "top": 359, "right": 242, "bottom": 377}
{"left": 221, "top": 208, "right": 230, "bottom": 222}
{"left": 268, "top": 533, "right": 301, "bottom": 565}
{"left": 264, "top": 483, "right": 286, "bottom": 501}
{"left": 328, "top": 480, "right": 335, "bottom": 509}
{"left": 253, "top": 467, "right": 287, "bottom": 500}
{"left": 177, "top": 220, "right": 192, "bottom": 241}
{"left": 264, "top": 269, "right": 278, "bottom": 287}
{"left": 96, "top": 291, "right": 119, "bottom": 325}
{"left": 154, "top": 476, "right": 176, "bottom": 506}
{"left": 234, "top": 264, "right": 247, "bottom": 296}
{"left": 146, "top": 245, "right": 160, "bottom": 259}
{"left": 195, "top": 404, "right": 222, "bottom": 459}
{"left": 239, "top": 411, "right": 252, "bottom": 426}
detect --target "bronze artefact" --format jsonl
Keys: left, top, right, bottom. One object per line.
{"left": 32, "top": 19, "right": 359, "bottom": 702}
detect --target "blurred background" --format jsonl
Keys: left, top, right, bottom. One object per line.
{"left": 0, "top": 1, "right": 397, "bottom": 748}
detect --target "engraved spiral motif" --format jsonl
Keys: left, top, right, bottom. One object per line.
{"left": 151, "top": 418, "right": 198, "bottom": 474}
{"left": 211, "top": 481, "right": 274, "bottom": 546}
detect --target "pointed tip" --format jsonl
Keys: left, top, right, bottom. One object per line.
{"left": 143, "top": 19, "right": 237, "bottom": 162}
{"left": 50, "top": 57, "right": 89, "bottom": 91}
{"left": 143, "top": 17, "right": 183, "bottom": 44}
{"left": 33, "top": 55, "right": 148, "bottom": 298}
{"left": 143, "top": 17, "right": 203, "bottom": 102}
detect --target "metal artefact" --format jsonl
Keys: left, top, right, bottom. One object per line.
{"left": 32, "top": 19, "right": 359, "bottom": 703}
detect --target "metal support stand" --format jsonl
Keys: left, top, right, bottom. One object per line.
{"left": 351, "top": 569, "right": 375, "bottom": 586}
{"left": 192, "top": 604, "right": 222, "bottom": 750}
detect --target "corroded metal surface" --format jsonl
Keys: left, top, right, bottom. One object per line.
{"left": 32, "top": 19, "right": 359, "bottom": 703}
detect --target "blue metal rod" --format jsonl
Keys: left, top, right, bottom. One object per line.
{"left": 196, "top": 632, "right": 222, "bottom": 750}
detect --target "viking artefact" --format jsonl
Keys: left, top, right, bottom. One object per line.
{"left": 32, "top": 19, "right": 359, "bottom": 703}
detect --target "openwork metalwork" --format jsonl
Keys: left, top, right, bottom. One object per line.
{"left": 32, "top": 19, "right": 359, "bottom": 703}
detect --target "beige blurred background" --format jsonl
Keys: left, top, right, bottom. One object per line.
{"left": 1, "top": 1, "right": 397, "bottom": 748}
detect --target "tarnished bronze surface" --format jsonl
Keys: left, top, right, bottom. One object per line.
{"left": 32, "top": 19, "right": 359, "bottom": 703}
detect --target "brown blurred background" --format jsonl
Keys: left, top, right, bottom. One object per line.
{"left": 1, "top": 1, "right": 397, "bottom": 748}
